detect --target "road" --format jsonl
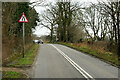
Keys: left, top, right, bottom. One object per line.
{"left": 31, "top": 44, "right": 118, "bottom": 79}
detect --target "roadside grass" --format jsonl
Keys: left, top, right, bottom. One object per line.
{"left": 55, "top": 42, "right": 119, "bottom": 67}
{"left": 8, "top": 44, "right": 39, "bottom": 67}
{"left": 2, "top": 71, "right": 27, "bottom": 79}
{"left": 3, "top": 43, "right": 34, "bottom": 67}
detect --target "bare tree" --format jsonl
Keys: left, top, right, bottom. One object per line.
{"left": 39, "top": 6, "right": 57, "bottom": 42}
{"left": 83, "top": 4, "right": 100, "bottom": 41}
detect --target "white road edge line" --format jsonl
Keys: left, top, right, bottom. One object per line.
{"left": 51, "top": 44, "right": 95, "bottom": 80}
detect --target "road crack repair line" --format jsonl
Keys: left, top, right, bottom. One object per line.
{"left": 51, "top": 44, "right": 95, "bottom": 80}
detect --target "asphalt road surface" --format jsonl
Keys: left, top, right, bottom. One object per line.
{"left": 31, "top": 44, "right": 119, "bottom": 79}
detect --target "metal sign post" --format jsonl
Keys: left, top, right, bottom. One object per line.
{"left": 23, "top": 22, "right": 25, "bottom": 58}
{"left": 18, "top": 12, "right": 29, "bottom": 58}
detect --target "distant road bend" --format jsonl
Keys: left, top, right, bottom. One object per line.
{"left": 31, "top": 44, "right": 118, "bottom": 79}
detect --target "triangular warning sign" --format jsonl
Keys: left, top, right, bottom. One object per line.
{"left": 18, "top": 13, "right": 29, "bottom": 23}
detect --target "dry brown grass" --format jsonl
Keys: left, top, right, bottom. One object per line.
{"left": 2, "top": 41, "right": 33, "bottom": 66}
{"left": 71, "top": 41, "right": 114, "bottom": 55}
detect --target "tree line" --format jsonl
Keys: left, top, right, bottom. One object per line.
{"left": 39, "top": 1, "right": 120, "bottom": 56}
{"left": 2, "top": 2, "right": 39, "bottom": 61}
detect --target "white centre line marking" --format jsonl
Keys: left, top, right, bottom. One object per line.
{"left": 51, "top": 44, "right": 95, "bottom": 80}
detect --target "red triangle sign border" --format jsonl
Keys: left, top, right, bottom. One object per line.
{"left": 18, "top": 13, "right": 29, "bottom": 23}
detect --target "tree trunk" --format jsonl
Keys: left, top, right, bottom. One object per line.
{"left": 117, "top": 1, "right": 120, "bottom": 60}
{"left": 111, "top": 4, "right": 117, "bottom": 44}
{"left": 50, "top": 24, "right": 53, "bottom": 42}
{"left": 112, "top": 15, "right": 117, "bottom": 44}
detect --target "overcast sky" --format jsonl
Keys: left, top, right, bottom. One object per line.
{"left": 31, "top": 0, "right": 106, "bottom": 37}
{"left": 32, "top": 6, "right": 49, "bottom": 37}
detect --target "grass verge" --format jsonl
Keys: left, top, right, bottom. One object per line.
{"left": 7, "top": 44, "right": 39, "bottom": 67}
{"left": 55, "top": 42, "right": 120, "bottom": 67}
{"left": 2, "top": 71, "right": 27, "bottom": 79}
